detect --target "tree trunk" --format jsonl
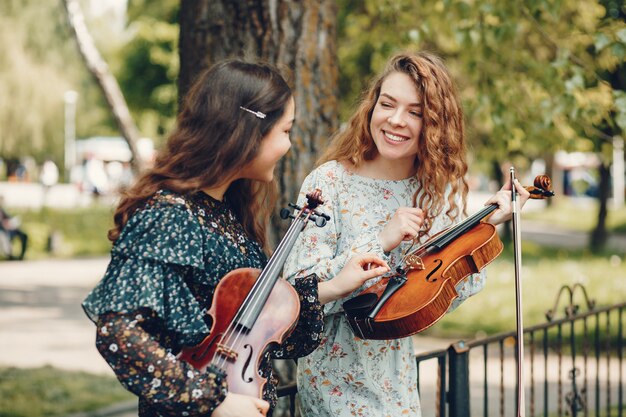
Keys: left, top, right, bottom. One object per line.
{"left": 179, "top": 3, "right": 338, "bottom": 412}
{"left": 63, "top": 0, "right": 145, "bottom": 173}
{"left": 179, "top": 0, "right": 339, "bottom": 244}
{"left": 590, "top": 162, "right": 610, "bottom": 252}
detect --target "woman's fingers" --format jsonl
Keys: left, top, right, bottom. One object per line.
{"left": 513, "top": 178, "right": 531, "bottom": 208}
{"left": 254, "top": 399, "right": 270, "bottom": 416}
{"left": 361, "top": 265, "right": 391, "bottom": 280}
{"left": 354, "top": 253, "right": 390, "bottom": 270}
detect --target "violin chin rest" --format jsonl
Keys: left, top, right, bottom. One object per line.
{"left": 342, "top": 293, "right": 378, "bottom": 317}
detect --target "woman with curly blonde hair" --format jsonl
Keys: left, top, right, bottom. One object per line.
{"left": 283, "top": 51, "right": 529, "bottom": 416}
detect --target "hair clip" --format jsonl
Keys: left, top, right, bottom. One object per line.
{"left": 239, "top": 106, "right": 266, "bottom": 119}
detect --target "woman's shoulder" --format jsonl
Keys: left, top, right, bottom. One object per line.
{"left": 316, "top": 160, "right": 341, "bottom": 171}
{"left": 144, "top": 189, "right": 196, "bottom": 213}
{"left": 305, "top": 160, "right": 348, "bottom": 184}
{"left": 114, "top": 190, "right": 205, "bottom": 262}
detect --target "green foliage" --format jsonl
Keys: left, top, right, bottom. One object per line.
{"left": 336, "top": 0, "right": 626, "bottom": 167}
{"left": 115, "top": 18, "right": 179, "bottom": 139}
{"left": 0, "top": 365, "right": 133, "bottom": 417}
{"left": 114, "top": 0, "right": 180, "bottom": 143}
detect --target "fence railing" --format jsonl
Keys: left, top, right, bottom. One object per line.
{"left": 276, "top": 286, "right": 624, "bottom": 417}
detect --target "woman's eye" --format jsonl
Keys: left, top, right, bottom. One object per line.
{"left": 410, "top": 111, "right": 423, "bottom": 118}
{"left": 380, "top": 102, "right": 393, "bottom": 108}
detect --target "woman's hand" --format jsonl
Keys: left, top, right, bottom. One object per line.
{"left": 318, "top": 253, "right": 390, "bottom": 304}
{"left": 484, "top": 179, "right": 531, "bottom": 225}
{"left": 378, "top": 207, "right": 425, "bottom": 252}
{"left": 212, "top": 393, "right": 269, "bottom": 417}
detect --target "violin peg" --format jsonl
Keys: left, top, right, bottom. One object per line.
{"left": 314, "top": 215, "right": 327, "bottom": 228}
{"left": 279, "top": 208, "right": 291, "bottom": 220}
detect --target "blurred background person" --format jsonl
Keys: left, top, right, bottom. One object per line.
{"left": 0, "top": 195, "right": 28, "bottom": 260}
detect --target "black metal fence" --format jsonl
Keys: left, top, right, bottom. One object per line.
{"left": 276, "top": 285, "right": 625, "bottom": 417}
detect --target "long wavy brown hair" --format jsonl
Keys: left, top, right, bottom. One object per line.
{"left": 319, "top": 51, "right": 469, "bottom": 238}
{"left": 109, "top": 60, "right": 293, "bottom": 249}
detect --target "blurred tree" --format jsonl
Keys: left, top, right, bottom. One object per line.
{"left": 63, "top": 0, "right": 145, "bottom": 172}
{"left": 115, "top": 0, "right": 180, "bottom": 141}
{"left": 178, "top": 0, "right": 339, "bottom": 243}
{"left": 0, "top": 0, "right": 116, "bottom": 171}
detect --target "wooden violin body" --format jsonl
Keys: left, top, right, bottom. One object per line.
{"left": 343, "top": 175, "right": 553, "bottom": 340}
{"left": 178, "top": 268, "right": 299, "bottom": 397}
{"left": 344, "top": 222, "right": 502, "bottom": 340}
{"left": 178, "top": 189, "right": 330, "bottom": 398}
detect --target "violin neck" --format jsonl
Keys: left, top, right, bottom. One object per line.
{"left": 426, "top": 204, "right": 498, "bottom": 252}
{"left": 234, "top": 217, "right": 306, "bottom": 330}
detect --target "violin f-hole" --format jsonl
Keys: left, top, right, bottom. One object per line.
{"left": 425, "top": 259, "right": 443, "bottom": 282}
{"left": 241, "top": 344, "right": 254, "bottom": 383}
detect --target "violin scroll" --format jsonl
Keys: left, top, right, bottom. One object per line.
{"left": 524, "top": 175, "right": 555, "bottom": 200}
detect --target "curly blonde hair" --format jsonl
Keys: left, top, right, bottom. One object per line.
{"left": 318, "top": 51, "right": 468, "bottom": 238}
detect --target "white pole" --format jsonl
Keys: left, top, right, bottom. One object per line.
{"left": 64, "top": 90, "right": 78, "bottom": 181}
{"left": 613, "top": 136, "right": 624, "bottom": 209}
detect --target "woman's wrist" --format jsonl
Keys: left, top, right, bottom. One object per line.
{"left": 377, "top": 231, "right": 391, "bottom": 253}
{"left": 318, "top": 279, "right": 343, "bottom": 305}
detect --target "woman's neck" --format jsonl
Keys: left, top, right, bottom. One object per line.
{"left": 351, "top": 156, "right": 417, "bottom": 181}
{"left": 201, "top": 182, "right": 232, "bottom": 201}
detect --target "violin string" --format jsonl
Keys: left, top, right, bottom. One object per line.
{"left": 212, "top": 211, "right": 306, "bottom": 369}
{"left": 227, "top": 213, "right": 306, "bottom": 347}
{"left": 400, "top": 204, "right": 496, "bottom": 264}
{"left": 211, "top": 223, "right": 296, "bottom": 370}
{"left": 214, "top": 216, "right": 303, "bottom": 369}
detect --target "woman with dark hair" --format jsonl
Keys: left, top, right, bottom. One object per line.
{"left": 82, "top": 60, "right": 388, "bottom": 417}
{"left": 284, "top": 51, "right": 530, "bottom": 416}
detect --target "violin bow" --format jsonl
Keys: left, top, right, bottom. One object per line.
{"left": 510, "top": 166, "right": 526, "bottom": 417}
{"left": 512, "top": 170, "right": 555, "bottom": 416}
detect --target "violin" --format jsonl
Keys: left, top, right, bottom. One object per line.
{"left": 342, "top": 175, "right": 554, "bottom": 340}
{"left": 179, "top": 189, "right": 330, "bottom": 397}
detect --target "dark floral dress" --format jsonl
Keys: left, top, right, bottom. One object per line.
{"left": 83, "top": 190, "right": 323, "bottom": 416}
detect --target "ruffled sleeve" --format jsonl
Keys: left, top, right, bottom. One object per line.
{"left": 82, "top": 201, "right": 211, "bottom": 347}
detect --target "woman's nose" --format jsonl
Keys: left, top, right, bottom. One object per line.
{"left": 387, "top": 110, "right": 406, "bottom": 127}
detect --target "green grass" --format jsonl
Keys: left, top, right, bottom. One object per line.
{"left": 10, "top": 205, "right": 114, "bottom": 259}
{"left": 426, "top": 242, "right": 626, "bottom": 338}
{"left": 0, "top": 366, "right": 134, "bottom": 417}
{"left": 524, "top": 197, "right": 626, "bottom": 234}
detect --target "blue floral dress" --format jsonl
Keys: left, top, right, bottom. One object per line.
{"left": 284, "top": 161, "right": 486, "bottom": 417}
{"left": 83, "top": 189, "right": 323, "bottom": 416}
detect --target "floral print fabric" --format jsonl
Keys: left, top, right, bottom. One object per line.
{"left": 83, "top": 189, "right": 323, "bottom": 416}
{"left": 284, "top": 161, "right": 486, "bottom": 417}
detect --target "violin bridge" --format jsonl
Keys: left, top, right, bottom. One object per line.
{"left": 216, "top": 343, "right": 238, "bottom": 361}
{"left": 405, "top": 254, "right": 425, "bottom": 271}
